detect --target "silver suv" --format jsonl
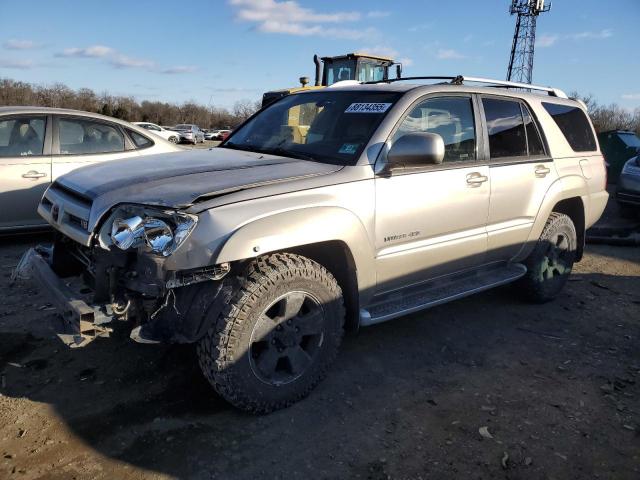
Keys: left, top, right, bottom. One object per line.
{"left": 16, "top": 76, "right": 608, "bottom": 413}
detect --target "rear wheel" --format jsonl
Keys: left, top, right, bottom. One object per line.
{"left": 168, "top": 136, "right": 178, "bottom": 143}
{"left": 518, "top": 212, "right": 577, "bottom": 303}
{"left": 197, "top": 253, "right": 345, "bottom": 413}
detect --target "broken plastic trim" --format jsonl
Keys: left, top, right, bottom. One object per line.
{"left": 165, "top": 263, "right": 231, "bottom": 289}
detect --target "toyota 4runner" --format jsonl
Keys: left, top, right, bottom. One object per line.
{"left": 15, "top": 76, "right": 608, "bottom": 413}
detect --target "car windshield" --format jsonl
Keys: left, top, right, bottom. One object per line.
{"left": 620, "top": 133, "right": 640, "bottom": 148}
{"left": 221, "top": 90, "right": 401, "bottom": 165}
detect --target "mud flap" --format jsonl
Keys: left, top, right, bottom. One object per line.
{"left": 12, "top": 247, "right": 113, "bottom": 348}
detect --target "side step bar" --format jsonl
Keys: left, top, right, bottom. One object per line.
{"left": 360, "top": 263, "right": 527, "bottom": 327}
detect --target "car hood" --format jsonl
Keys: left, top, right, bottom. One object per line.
{"left": 54, "top": 148, "right": 342, "bottom": 227}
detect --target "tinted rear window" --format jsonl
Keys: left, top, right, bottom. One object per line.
{"left": 542, "top": 102, "right": 596, "bottom": 152}
{"left": 619, "top": 133, "right": 640, "bottom": 148}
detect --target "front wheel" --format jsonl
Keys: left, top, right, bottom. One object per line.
{"left": 517, "top": 212, "right": 577, "bottom": 303}
{"left": 168, "top": 136, "right": 178, "bottom": 144}
{"left": 197, "top": 253, "right": 345, "bottom": 413}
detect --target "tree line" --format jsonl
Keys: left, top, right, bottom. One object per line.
{"left": 1, "top": 77, "right": 639, "bottom": 135}
{"left": 0, "top": 78, "right": 261, "bottom": 129}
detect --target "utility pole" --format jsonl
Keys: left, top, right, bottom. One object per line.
{"left": 506, "top": 0, "right": 551, "bottom": 84}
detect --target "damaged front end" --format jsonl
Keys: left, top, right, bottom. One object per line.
{"left": 14, "top": 203, "right": 231, "bottom": 348}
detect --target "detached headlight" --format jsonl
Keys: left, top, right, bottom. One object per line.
{"left": 107, "top": 207, "right": 197, "bottom": 256}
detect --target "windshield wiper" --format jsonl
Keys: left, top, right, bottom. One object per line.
{"left": 257, "top": 147, "right": 317, "bottom": 161}
{"left": 220, "top": 142, "right": 257, "bottom": 152}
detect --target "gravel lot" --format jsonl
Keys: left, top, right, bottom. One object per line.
{"left": 0, "top": 214, "right": 639, "bottom": 479}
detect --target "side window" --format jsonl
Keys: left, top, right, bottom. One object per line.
{"left": 521, "top": 103, "right": 545, "bottom": 156}
{"left": 482, "top": 98, "right": 527, "bottom": 159}
{"left": 542, "top": 102, "right": 597, "bottom": 152}
{"left": 0, "top": 116, "right": 46, "bottom": 157}
{"left": 58, "top": 118, "right": 125, "bottom": 155}
{"left": 393, "top": 96, "right": 476, "bottom": 162}
{"left": 127, "top": 129, "right": 154, "bottom": 149}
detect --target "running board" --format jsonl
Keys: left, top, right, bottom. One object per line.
{"left": 360, "top": 263, "right": 527, "bottom": 327}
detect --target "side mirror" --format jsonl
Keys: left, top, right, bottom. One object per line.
{"left": 387, "top": 132, "right": 445, "bottom": 169}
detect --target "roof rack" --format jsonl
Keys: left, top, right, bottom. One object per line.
{"left": 365, "top": 75, "right": 568, "bottom": 98}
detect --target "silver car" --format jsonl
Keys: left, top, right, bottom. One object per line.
{"left": 0, "top": 107, "right": 181, "bottom": 231}
{"left": 173, "top": 124, "right": 205, "bottom": 144}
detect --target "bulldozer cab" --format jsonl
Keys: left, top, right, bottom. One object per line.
{"left": 321, "top": 53, "right": 394, "bottom": 85}
{"left": 261, "top": 52, "right": 398, "bottom": 108}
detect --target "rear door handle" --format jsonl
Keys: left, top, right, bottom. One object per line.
{"left": 466, "top": 172, "right": 488, "bottom": 186}
{"left": 535, "top": 165, "right": 551, "bottom": 177}
{"left": 22, "top": 170, "right": 47, "bottom": 179}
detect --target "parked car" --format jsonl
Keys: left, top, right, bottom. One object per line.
{"left": 17, "top": 76, "right": 608, "bottom": 413}
{"left": 204, "top": 130, "right": 221, "bottom": 140}
{"left": 616, "top": 153, "right": 640, "bottom": 217}
{"left": 173, "top": 124, "right": 205, "bottom": 144}
{"left": 598, "top": 130, "right": 640, "bottom": 183}
{"left": 215, "top": 129, "right": 231, "bottom": 141}
{"left": 0, "top": 107, "right": 181, "bottom": 232}
{"left": 133, "top": 122, "right": 180, "bottom": 144}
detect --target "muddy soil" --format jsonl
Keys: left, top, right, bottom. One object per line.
{"left": 0, "top": 233, "right": 639, "bottom": 479}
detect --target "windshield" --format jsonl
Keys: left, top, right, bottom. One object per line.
{"left": 174, "top": 124, "right": 192, "bottom": 130}
{"left": 620, "top": 133, "right": 640, "bottom": 148}
{"left": 222, "top": 90, "right": 401, "bottom": 165}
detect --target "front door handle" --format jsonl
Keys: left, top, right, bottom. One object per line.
{"left": 466, "top": 172, "right": 488, "bottom": 186}
{"left": 22, "top": 170, "right": 47, "bottom": 179}
{"left": 535, "top": 165, "right": 551, "bottom": 178}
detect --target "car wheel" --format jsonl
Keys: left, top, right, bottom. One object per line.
{"left": 168, "top": 136, "right": 178, "bottom": 143}
{"left": 517, "top": 212, "right": 577, "bottom": 303}
{"left": 197, "top": 253, "right": 345, "bottom": 414}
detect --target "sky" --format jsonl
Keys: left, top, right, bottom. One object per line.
{"left": 0, "top": 0, "right": 639, "bottom": 110}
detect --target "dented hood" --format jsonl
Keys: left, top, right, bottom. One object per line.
{"left": 55, "top": 147, "right": 341, "bottom": 209}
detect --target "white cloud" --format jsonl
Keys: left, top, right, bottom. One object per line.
{"left": 622, "top": 93, "right": 640, "bottom": 100}
{"left": 536, "top": 29, "right": 612, "bottom": 48}
{"left": 229, "top": 0, "right": 374, "bottom": 39}
{"left": 436, "top": 48, "right": 466, "bottom": 60}
{"left": 58, "top": 45, "right": 114, "bottom": 58}
{"left": 110, "top": 54, "right": 154, "bottom": 69}
{"left": 3, "top": 39, "right": 42, "bottom": 50}
{"left": 568, "top": 29, "right": 612, "bottom": 40}
{"left": 55, "top": 44, "right": 195, "bottom": 74}
{"left": 367, "top": 11, "right": 390, "bottom": 18}
{"left": 398, "top": 57, "right": 413, "bottom": 67}
{"left": 408, "top": 23, "right": 433, "bottom": 32}
{"left": 0, "top": 58, "right": 35, "bottom": 69}
{"left": 160, "top": 65, "right": 198, "bottom": 74}
{"left": 537, "top": 34, "right": 559, "bottom": 48}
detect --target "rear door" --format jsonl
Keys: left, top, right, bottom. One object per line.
{"left": 479, "top": 96, "right": 557, "bottom": 262}
{"left": 374, "top": 94, "right": 490, "bottom": 293}
{"left": 0, "top": 114, "right": 52, "bottom": 229}
{"left": 52, "top": 115, "right": 139, "bottom": 180}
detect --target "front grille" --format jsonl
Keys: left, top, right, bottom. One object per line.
{"left": 39, "top": 183, "right": 94, "bottom": 246}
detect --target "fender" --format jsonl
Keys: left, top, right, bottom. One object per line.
{"left": 514, "top": 173, "right": 588, "bottom": 261}
{"left": 215, "top": 206, "right": 377, "bottom": 295}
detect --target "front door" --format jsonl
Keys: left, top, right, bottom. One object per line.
{"left": 0, "top": 114, "right": 52, "bottom": 229}
{"left": 374, "top": 95, "right": 490, "bottom": 294}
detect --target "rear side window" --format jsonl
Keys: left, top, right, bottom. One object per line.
{"left": 542, "top": 102, "right": 596, "bottom": 152}
{"left": 521, "top": 104, "right": 545, "bottom": 156}
{"left": 58, "top": 118, "right": 124, "bottom": 154}
{"left": 482, "top": 98, "right": 527, "bottom": 158}
{"left": 0, "top": 116, "right": 46, "bottom": 157}
{"left": 127, "top": 129, "right": 154, "bottom": 149}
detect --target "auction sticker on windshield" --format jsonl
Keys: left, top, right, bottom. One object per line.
{"left": 345, "top": 103, "right": 392, "bottom": 113}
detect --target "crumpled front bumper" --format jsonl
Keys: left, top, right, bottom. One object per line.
{"left": 12, "top": 246, "right": 113, "bottom": 348}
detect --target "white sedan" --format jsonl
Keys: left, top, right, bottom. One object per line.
{"left": 133, "top": 122, "right": 180, "bottom": 144}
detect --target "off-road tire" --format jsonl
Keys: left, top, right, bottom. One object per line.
{"left": 518, "top": 212, "right": 577, "bottom": 303}
{"left": 197, "top": 253, "right": 345, "bottom": 414}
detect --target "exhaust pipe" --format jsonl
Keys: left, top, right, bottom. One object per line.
{"left": 313, "top": 54, "right": 322, "bottom": 86}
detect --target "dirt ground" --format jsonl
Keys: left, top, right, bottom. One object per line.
{"left": 1, "top": 227, "right": 639, "bottom": 479}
